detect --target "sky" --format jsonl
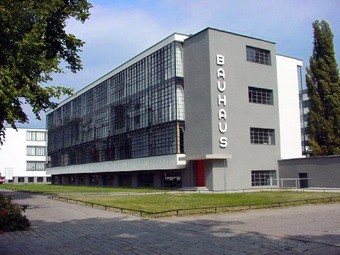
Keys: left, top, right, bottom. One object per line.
{"left": 22, "top": 0, "right": 340, "bottom": 128}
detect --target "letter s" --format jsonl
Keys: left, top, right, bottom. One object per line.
{"left": 219, "top": 137, "right": 228, "bottom": 148}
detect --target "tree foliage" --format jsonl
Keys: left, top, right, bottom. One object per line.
{"left": 306, "top": 20, "right": 340, "bottom": 155}
{"left": 0, "top": 0, "right": 92, "bottom": 145}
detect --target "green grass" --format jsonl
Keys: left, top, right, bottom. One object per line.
{"left": 0, "top": 184, "right": 166, "bottom": 194}
{"left": 65, "top": 191, "right": 340, "bottom": 214}
{"left": 3, "top": 184, "right": 339, "bottom": 217}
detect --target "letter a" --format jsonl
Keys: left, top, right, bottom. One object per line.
{"left": 218, "top": 109, "right": 227, "bottom": 120}
{"left": 217, "top": 68, "right": 225, "bottom": 79}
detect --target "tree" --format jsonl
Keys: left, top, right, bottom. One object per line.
{"left": 0, "top": 0, "right": 92, "bottom": 145}
{"left": 306, "top": 20, "right": 340, "bottom": 156}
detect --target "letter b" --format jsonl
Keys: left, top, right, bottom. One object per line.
{"left": 216, "top": 54, "right": 225, "bottom": 65}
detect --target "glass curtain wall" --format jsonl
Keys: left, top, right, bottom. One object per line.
{"left": 47, "top": 42, "right": 185, "bottom": 167}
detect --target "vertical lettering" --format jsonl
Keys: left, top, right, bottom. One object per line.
{"left": 217, "top": 95, "right": 227, "bottom": 106}
{"left": 216, "top": 54, "right": 225, "bottom": 65}
{"left": 217, "top": 68, "right": 225, "bottom": 79}
{"left": 218, "top": 109, "right": 227, "bottom": 120}
{"left": 216, "top": 53, "right": 228, "bottom": 148}
{"left": 217, "top": 81, "right": 226, "bottom": 92}
{"left": 219, "top": 137, "right": 228, "bottom": 148}
{"left": 219, "top": 122, "right": 228, "bottom": 133}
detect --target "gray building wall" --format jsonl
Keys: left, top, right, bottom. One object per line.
{"left": 279, "top": 156, "right": 340, "bottom": 188}
{"left": 184, "top": 28, "right": 280, "bottom": 190}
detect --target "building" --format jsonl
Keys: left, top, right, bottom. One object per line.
{"left": 0, "top": 128, "right": 50, "bottom": 183}
{"left": 279, "top": 155, "right": 340, "bottom": 188}
{"left": 46, "top": 27, "right": 303, "bottom": 191}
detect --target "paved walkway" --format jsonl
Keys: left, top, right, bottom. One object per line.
{"left": 0, "top": 190, "right": 339, "bottom": 255}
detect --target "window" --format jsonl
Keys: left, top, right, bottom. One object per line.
{"left": 248, "top": 87, "right": 273, "bottom": 105}
{"left": 27, "top": 146, "right": 46, "bottom": 156}
{"left": 118, "top": 174, "right": 132, "bottom": 187}
{"left": 18, "top": 177, "right": 25, "bottom": 183}
{"left": 26, "top": 131, "right": 46, "bottom": 141}
{"left": 138, "top": 174, "right": 154, "bottom": 187}
{"left": 37, "top": 177, "right": 44, "bottom": 183}
{"left": 175, "top": 43, "right": 184, "bottom": 77}
{"left": 164, "top": 172, "right": 182, "bottom": 188}
{"left": 250, "top": 128, "right": 275, "bottom": 145}
{"left": 176, "top": 85, "right": 185, "bottom": 120}
{"left": 26, "top": 161, "right": 46, "bottom": 171}
{"left": 246, "top": 46, "right": 271, "bottom": 65}
{"left": 47, "top": 42, "right": 183, "bottom": 167}
{"left": 46, "top": 177, "right": 52, "bottom": 183}
{"left": 28, "top": 177, "right": 34, "bottom": 183}
{"left": 251, "top": 170, "right": 277, "bottom": 186}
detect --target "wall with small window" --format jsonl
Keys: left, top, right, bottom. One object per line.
{"left": 183, "top": 28, "right": 280, "bottom": 190}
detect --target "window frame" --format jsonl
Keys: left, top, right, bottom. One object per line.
{"left": 251, "top": 170, "right": 277, "bottom": 186}
{"left": 246, "top": 46, "right": 271, "bottom": 65}
{"left": 26, "top": 131, "right": 46, "bottom": 141}
{"left": 248, "top": 86, "right": 273, "bottom": 105}
{"left": 250, "top": 128, "right": 275, "bottom": 145}
{"left": 27, "top": 146, "right": 46, "bottom": 156}
{"left": 26, "top": 161, "right": 46, "bottom": 171}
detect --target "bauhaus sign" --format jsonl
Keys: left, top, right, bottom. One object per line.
{"left": 216, "top": 54, "right": 228, "bottom": 148}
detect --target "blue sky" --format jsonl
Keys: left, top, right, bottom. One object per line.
{"left": 23, "top": 0, "right": 340, "bottom": 128}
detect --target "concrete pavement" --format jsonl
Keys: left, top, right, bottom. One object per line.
{"left": 0, "top": 190, "right": 339, "bottom": 255}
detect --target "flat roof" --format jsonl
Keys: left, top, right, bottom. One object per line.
{"left": 187, "top": 27, "right": 276, "bottom": 45}
{"left": 276, "top": 53, "right": 303, "bottom": 62}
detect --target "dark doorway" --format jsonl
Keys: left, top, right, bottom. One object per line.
{"left": 299, "top": 173, "right": 308, "bottom": 188}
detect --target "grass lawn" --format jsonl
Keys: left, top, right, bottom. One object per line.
{"left": 2, "top": 184, "right": 339, "bottom": 217}
{"left": 0, "top": 184, "right": 166, "bottom": 194}
{"left": 65, "top": 191, "right": 340, "bottom": 215}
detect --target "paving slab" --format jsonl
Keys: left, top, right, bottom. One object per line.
{"left": 0, "top": 190, "right": 339, "bottom": 255}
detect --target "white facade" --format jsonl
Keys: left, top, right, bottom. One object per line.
{"left": 276, "top": 55, "right": 303, "bottom": 159}
{"left": 0, "top": 128, "right": 50, "bottom": 183}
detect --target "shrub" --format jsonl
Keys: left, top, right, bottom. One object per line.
{"left": 0, "top": 194, "right": 30, "bottom": 232}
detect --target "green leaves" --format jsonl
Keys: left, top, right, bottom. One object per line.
{"left": 306, "top": 20, "right": 340, "bottom": 155}
{"left": 0, "top": 0, "right": 92, "bottom": 145}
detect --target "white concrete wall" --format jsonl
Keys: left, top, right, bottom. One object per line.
{"left": 0, "top": 128, "right": 49, "bottom": 181}
{"left": 47, "top": 154, "right": 186, "bottom": 175}
{"left": 276, "top": 55, "right": 303, "bottom": 159}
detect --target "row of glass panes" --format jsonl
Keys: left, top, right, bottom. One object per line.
{"left": 13, "top": 177, "right": 51, "bottom": 183}
{"left": 246, "top": 46, "right": 271, "bottom": 65}
{"left": 26, "top": 161, "right": 45, "bottom": 171}
{"left": 48, "top": 83, "right": 181, "bottom": 150}
{"left": 251, "top": 170, "right": 277, "bottom": 186}
{"left": 248, "top": 87, "right": 273, "bottom": 105}
{"left": 27, "top": 146, "right": 46, "bottom": 156}
{"left": 250, "top": 128, "right": 275, "bottom": 145}
{"left": 47, "top": 42, "right": 183, "bottom": 129}
{"left": 26, "top": 131, "right": 46, "bottom": 141}
{"left": 48, "top": 123, "right": 178, "bottom": 166}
